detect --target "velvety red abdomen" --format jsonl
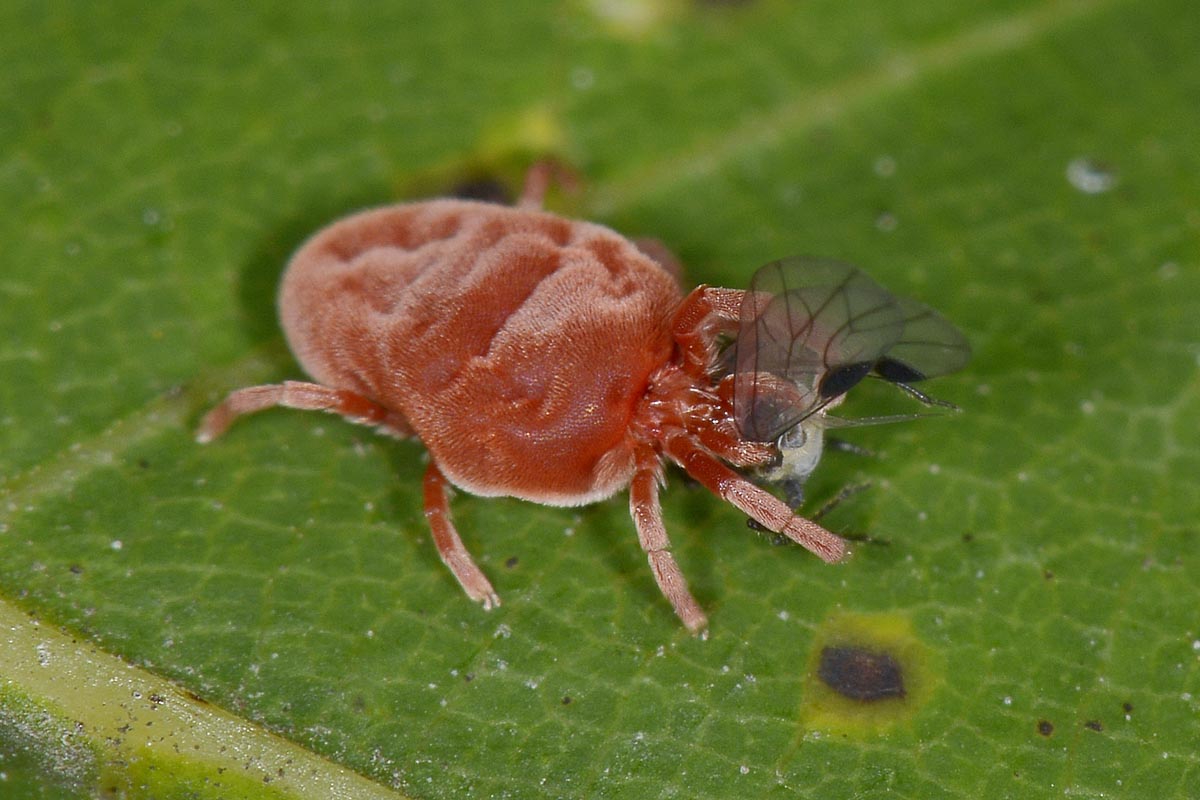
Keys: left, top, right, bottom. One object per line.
{"left": 278, "top": 200, "right": 682, "bottom": 505}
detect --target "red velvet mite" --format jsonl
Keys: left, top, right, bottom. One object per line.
{"left": 197, "top": 167, "right": 969, "bottom": 633}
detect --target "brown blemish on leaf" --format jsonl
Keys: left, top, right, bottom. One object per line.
{"left": 796, "top": 611, "right": 938, "bottom": 737}
{"left": 1084, "top": 719, "right": 1103, "bottom": 732}
{"left": 1037, "top": 719, "right": 1054, "bottom": 737}
{"left": 817, "top": 646, "right": 906, "bottom": 701}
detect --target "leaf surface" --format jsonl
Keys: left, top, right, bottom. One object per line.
{"left": 2, "top": 1, "right": 1198, "bottom": 797}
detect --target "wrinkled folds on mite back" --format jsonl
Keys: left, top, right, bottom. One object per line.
{"left": 279, "top": 199, "right": 683, "bottom": 506}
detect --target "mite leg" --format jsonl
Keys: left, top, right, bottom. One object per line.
{"left": 196, "top": 381, "right": 413, "bottom": 443}
{"left": 664, "top": 432, "right": 846, "bottom": 563}
{"left": 632, "top": 237, "right": 684, "bottom": 282}
{"left": 671, "top": 286, "right": 745, "bottom": 379}
{"left": 516, "top": 159, "right": 580, "bottom": 210}
{"left": 423, "top": 462, "right": 501, "bottom": 610}
{"left": 694, "top": 417, "right": 778, "bottom": 469}
{"left": 630, "top": 445, "right": 708, "bottom": 633}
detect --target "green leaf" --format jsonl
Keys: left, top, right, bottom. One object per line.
{"left": 3, "top": 1, "right": 1198, "bottom": 797}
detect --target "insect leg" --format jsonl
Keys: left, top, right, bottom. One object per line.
{"left": 630, "top": 445, "right": 708, "bottom": 633}
{"left": 196, "top": 381, "right": 413, "bottom": 443}
{"left": 671, "top": 286, "right": 744, "bottom": 379}
{"left": 664, "top": 432, "right": 846, "bottom": 563}
{"left": 811, "top": 482, "right": 871, "bottom": 522}
{"left": 423, "top": 462, "right": 501, "bottom": 610}
{"left": 825, "top": 437, "right": 875, "bottom": 458}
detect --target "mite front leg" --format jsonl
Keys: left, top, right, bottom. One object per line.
{"left": 665, "top": 432, "right": 847, "bottom": 563}
{"left": 630, "top": 445, "right": 708, "bottom": 633}
{"left": 197, "top": 381, "right": 413, "bottom": 442}
{"left": 671, "top": 286, "right": 745, "bottom": 379}
{"left": 423, "top": 461, "right": 501, "bottom": 610}
{"left": 694, "top": 417, "right": 777, "bottom": 469}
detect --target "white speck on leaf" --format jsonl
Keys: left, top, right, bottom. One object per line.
{"left": 570, "top": 67, "right": 595, "bottom": 90}
{"left": 1066, "top": 157, "right": 1117, "bottom": 194}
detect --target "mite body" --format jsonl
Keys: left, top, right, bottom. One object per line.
{"left": 198, "top": 172, "right": 968, "bottom": 633}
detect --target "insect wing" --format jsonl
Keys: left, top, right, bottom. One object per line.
{"left": 734, "top": 258, "right": 906, "bottom": 442}
{"left": 873, "top": 295, "right": 972, "bottom": 384}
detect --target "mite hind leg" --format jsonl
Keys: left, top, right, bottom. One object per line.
{"left": 196, "top": 380, "right": 413, "bottom": 442}
{"left": 516, "top": 159, "right": 580, "bottom": 210}
{"left": 423, "top": 462, "right": 501, "bottom": 609}
{"left": 630, "top": 445, "right": 708, "bottom": 634}
{"left": 632, "top": 238, "right": 685, "bottom": 282}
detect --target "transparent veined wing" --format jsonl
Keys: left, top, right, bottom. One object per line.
{"left": 872, "top": 295, "right": 972, "bottom": 384}
{"left": 733, "top": 258, "right": 907, "bottom": 442}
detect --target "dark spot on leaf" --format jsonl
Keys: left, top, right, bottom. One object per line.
{"left": 817, "top": 646, "right": 905, "bottom": 701}
{"left": 504, "top": 556, "right": 519, "bottom": 569}
{"left": 1044, "top": 570, "right": 1055, "bottom": 581}
{"left": 1037, "top": 719, "right": 1054, "bottom": 737}
{"left": 561, "top": 695, "right": 572, "bottom": 705}
{"left": 69, "top": 564, "right": 83, "bottom": 575}
{"left": 137, "top": 458, "right": 150, "bottom": 469}
{"left": 464, "top": 672, "right": 475, "bottom": 683}
{"left": 185, "top": 690, "right": 208, "bottom": 705}
{"left": 149, "top": 693, "right": 164, "bottom": 706}
{"left": 1084, "top": 719, "right": 1103, "bottom": 732}
{"left": 961, "top": 533, "right": 974, "bottom": 543}
{"left": 1122, "top": 701, "right": 1133, "bottom": 714}
{"left": 449, "top": 177, "right": 512, "bottom": 205}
